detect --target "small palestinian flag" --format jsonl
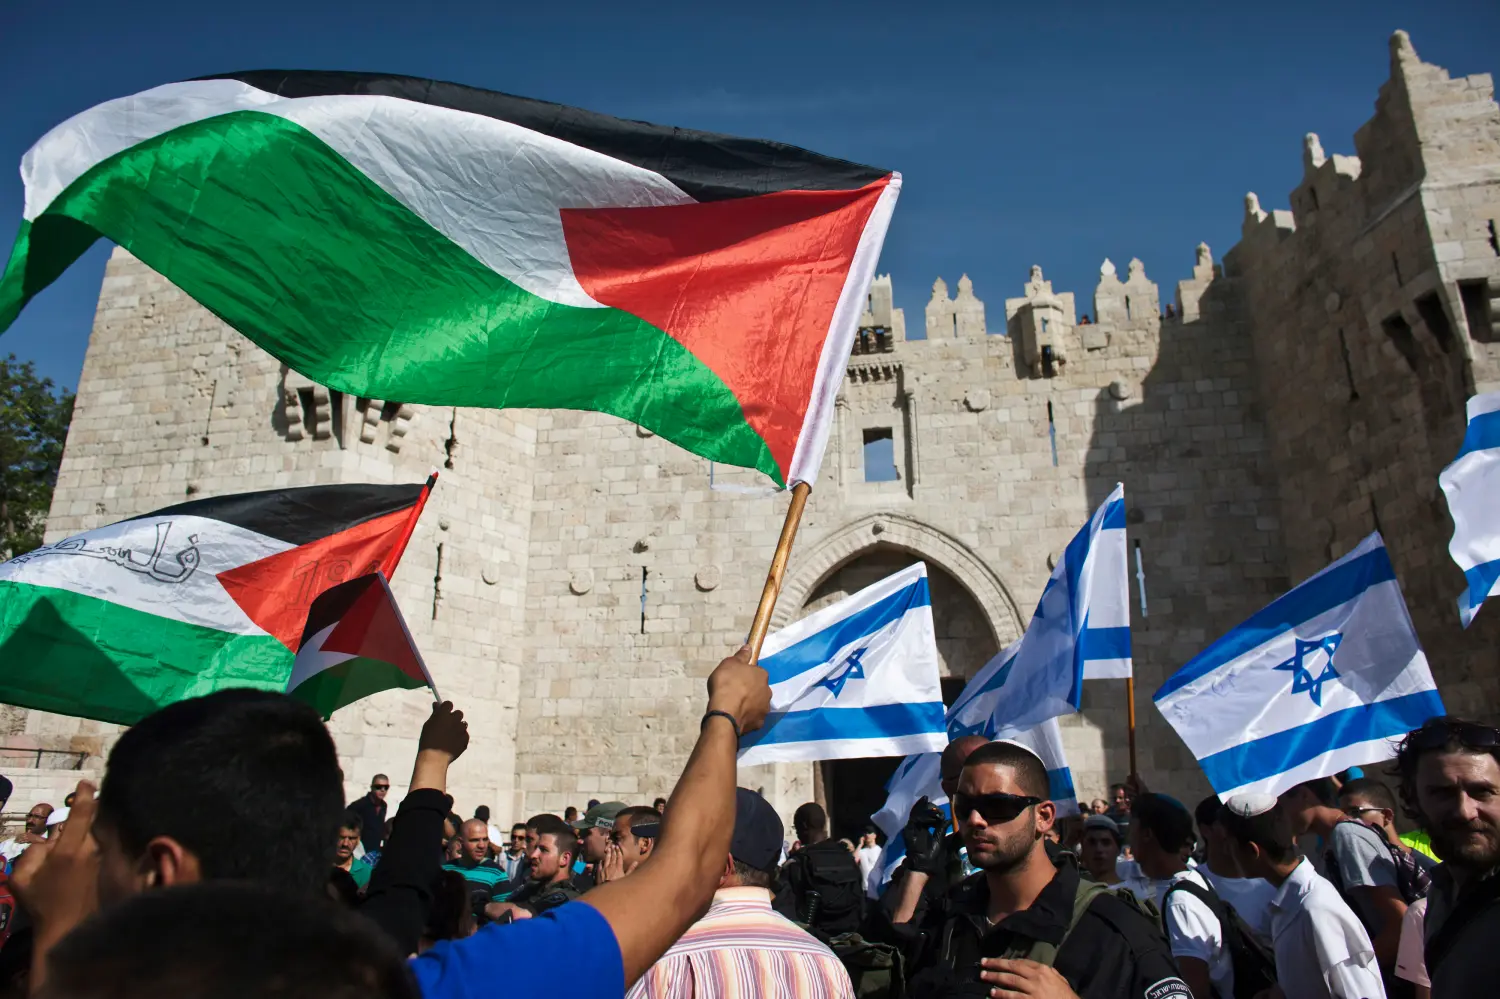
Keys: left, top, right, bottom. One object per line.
{"left": 290, "top": 572, "right": 436, "bottom": 718}
{"left": 0, "top": 73, "right": 902, "bottom": 487}
{"left": 0, "top": 479, "right": 433, "bottom": 724}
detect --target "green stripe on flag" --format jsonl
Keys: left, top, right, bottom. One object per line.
{"left": 289, "top": 656, "right": 429, "bottom": 720}
{"left": 1, "top": 110, "right": 780, "bottom": 482}
{"left": 0, "top": 581, "right": 294, "bottom": 725}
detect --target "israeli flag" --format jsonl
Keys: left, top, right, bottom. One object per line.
{"left": 1154, "top": 533, "right": 1445, "bottom": 800}
{"left": 974, "top": 484, "right": 1133, "bottom": 738}
{"left": 868, "top": 638, "right": 1079, "bottom": 889}
{"left": 1439, "top": 390, "right": 1500, "bottom": 627}
{"left": 737, "top": 562, "right": 947, "bottom": 766}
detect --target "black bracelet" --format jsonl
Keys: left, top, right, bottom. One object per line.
{"left": 701, "top": 709, "right": 741, "bottom": 738}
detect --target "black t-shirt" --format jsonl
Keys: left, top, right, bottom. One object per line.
{"left": 905, "top": 859, "right": 1190, "bottom": 999}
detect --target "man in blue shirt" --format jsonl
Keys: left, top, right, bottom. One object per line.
{"left": 410, "top": 648, "right": 772, "bottom": 998}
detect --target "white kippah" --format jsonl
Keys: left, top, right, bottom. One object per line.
{"left": 1224, "top": 792, "right": 1277, "bottom": 818}
{"left": 991, "top": 739, "right": 1047, "bottom": 769}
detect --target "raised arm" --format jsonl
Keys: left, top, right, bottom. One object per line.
{"left": 582, "top": 649, "right": 770, "bottom": 986}
{"left": 361, "top": 701, "right": 470, "bottom": 954}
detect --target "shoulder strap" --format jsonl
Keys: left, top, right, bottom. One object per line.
{"left": 1161, "top": 877, "right": 1218, "bottom": 935}
{"left": 1086, "top": 888, "right": 1171, "bottom": 960}
{"left": 1024, "top": 876, "right": 1112, "bottom": 966}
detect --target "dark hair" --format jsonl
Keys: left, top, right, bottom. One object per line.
{"left": 45, "top": 882, "right": 418, "bottom": 999}
{"left": 1291, "top": 777, "right": 1339, "bottom": 806}
{"left": 339, "top": 810, "right": 363, "bottom": 835}
{"left": 371, "top": 774, "right": 389, "bottom": 785}
{"left": 96, "top": 690, "right": 344, "bottom": 895}
{"left": 1133, "top": 793, "right": 1195, "bottom": 853}
{"left": 425, "top": 870, "right": 476, "bottom": 945}
{"left": 1219, "top": 802, "right": 1297, "bottom": 864}
{"left": 653, "top": 797, "right": 668, "bottom": 807}
{"left": 564, "top": 807, "right": 579, "bottom": 821}
{"left": 1338, "top": 777, "right": 1397, "bottom": 812}
{"left": 473, "top": 805, "right": 490, "bottom": 823}
{"left": 1194, "top": 794, "right": 1221, "bottom": 833}
{"left": 617, "top": 805, "right": 661, "bottom": 837}
{"left": 531, "top": 815, "right": 577, "bottom": 860}
{"left": 1392, "top": 716, "right": 1500, "bottom": 821}
{"left": 510, "top": 822, "right": 527, "bottom": 833}
{"left": 793, "top": 802, "right": 827, "bottom": 838}
{"left": 525, "top": 813, "right": 556, "bottom": 829}
{"left": 730, "top": 858, "right": 775, "bottom": 888}
{"left": 962, "top": 741, "right": 1050, "bottom": 799}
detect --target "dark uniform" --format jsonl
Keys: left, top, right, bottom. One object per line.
{"left": 902, "top": 855, "right": 1191, "bottom": 999}
{"left": 506, "top": 877, "right": 584, "bottom": 916}
{"left": 877, "top": 830, "right": 968, "bottom": 931}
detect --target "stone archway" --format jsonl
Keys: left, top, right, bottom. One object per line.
{"left": 774, "top": 512, "right": 1024, "bottom": 655}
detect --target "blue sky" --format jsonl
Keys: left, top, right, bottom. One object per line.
{"left": 2, "top": 0, "right": 1496, "bottom": 388}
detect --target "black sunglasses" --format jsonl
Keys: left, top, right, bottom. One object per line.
{"left": 1409, "top": 720, "right": 1500, "bottom": 752}
{"left": 952, "top": 792, "right": 1042, "bottom": 825}
{"left": 372, "top": 784, "right": 391, "bottom": 791}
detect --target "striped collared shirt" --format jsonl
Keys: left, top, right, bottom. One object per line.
{"left": 627, "top": 886, "right": 855, "bottom": 999}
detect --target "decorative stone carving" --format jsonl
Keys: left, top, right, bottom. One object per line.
{"left": 1109, "top": 380, "right": 1133, "bottom": 401}
{"left": 569, "top": 569, "right": 594, "bottom": 595}
{"left": 1009, "top": 266, "right": 1070, "bottom": 377}
{"left": 482, "top": 565, "right": 501, "bottom": 585}
{"left": 964, "top": 389, "right": 990, "bottom": 412}
{"left": 694, "top": 565, "right": 721, "bottom": 591}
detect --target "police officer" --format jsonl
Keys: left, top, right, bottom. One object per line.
{"left": 898, "top": 742, "right": 1191, "bottom": 999}
{"left": 486, "top": 815, "right": 584, "bottom": 919}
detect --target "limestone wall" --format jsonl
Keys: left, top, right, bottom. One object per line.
{"left": 1227, "top": 32, "right": 1500, "bottom": 719}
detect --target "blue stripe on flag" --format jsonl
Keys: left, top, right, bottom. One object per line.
{"left": 1101, "top": 499, "right": 1127, "bottom": 530}
{"left": 1156, "top": 546, "right": 1397, "bottom": 700}
{"left": 1080, "top": 626, "right": 1131, "bottom": 662}
{"left": 758, "top": 577, "right": 931, "bottom": 685}
{"left": 739, "top": 701, "right": 946, "bottom": 749}
{"left": 1198, "top": 689, "right": 1445, "bottom": 792}
{"left": 1463, "top": 557, "right": 1500, "bottom": 612}
{"left": 1456, "top": 409, "right": 1500, "bottom": 462}
{"left": 1047, "top": 767, "right": 1075, "bottom": 803}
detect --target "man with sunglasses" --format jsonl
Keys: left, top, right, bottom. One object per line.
{"left": 902, "top": 741, "right": 1190, "bottom": 999}
{"left": 1392, "top": 715, "right": 1500, "bottom": 998}
{"left": 351, "top": 774, "right": 392, "bottom": 855}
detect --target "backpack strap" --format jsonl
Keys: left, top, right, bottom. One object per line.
{"left": 1086, "top": 888, "right": 1172, "bottom": 961}
{"left": 1023, "top": 876, "right": 1112, "bottom": 966}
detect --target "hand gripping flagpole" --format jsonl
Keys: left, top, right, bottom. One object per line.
{"left": 746, "top": 482, "right": 813, "bottom": 663}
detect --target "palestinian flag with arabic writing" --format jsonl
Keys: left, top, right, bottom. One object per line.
{"left": 0, "top": 480, "right": 431, "bottom": 724}
{"left": 0, "top": 73, "right": 901, "bottom": 487}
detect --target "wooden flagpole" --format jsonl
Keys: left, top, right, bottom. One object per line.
{"left": 746, "top": 482, "right": 813, "bottom": 663}
{"left": 1126, "top": 675, "right": 1138, "bottom": 779}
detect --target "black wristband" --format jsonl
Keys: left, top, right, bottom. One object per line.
{"left": 701, "top": 709, "right": 741, "bottom": 738}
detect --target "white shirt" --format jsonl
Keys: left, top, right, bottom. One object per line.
{"left": 0, "top": 838, "right": 28, "bottom": 863}
{"left": 1268, "top": 858, "right": 1386, "bottom": 999}
{"left": 1201, "top": 863, "right": 1277, "bottom": 945}
{"left": 1120, "top": 869, "right": 1234, "bottom": 999}
{"left": 855, "top": 845, "right": 882, "bottom": 898}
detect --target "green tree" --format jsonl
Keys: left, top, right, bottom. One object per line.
{"left": 1, "top": 354, "right": 75, "bottom": 558}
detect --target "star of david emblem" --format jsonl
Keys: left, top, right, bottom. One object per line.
{"left": 947, "top": 716, "right": 988, "bottom": 739}
{"left": 1273, "top": 633, "right": 1344, "bottom": 707}
{"left": 817, "top": 647, "right": 868, "bottom": 698}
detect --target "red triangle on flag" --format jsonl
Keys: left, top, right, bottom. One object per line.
{"left": 320, "top": 574, "right": 429, "bottom": 686}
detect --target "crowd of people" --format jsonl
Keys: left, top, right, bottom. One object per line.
{"left": 0, "top": 650, "right": 1493, "bottom": 999}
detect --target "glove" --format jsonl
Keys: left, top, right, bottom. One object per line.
{"left": 903, "top": 796, "right": 948, "bottom": 876}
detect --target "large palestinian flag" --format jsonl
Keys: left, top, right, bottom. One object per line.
{"left": 0, "top": 73, "right": 901, "bottom": 487}
{"left": 0, "top": 480, "right": 433, "bottom": 724}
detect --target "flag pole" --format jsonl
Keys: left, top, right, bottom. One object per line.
{"left": 746, "top": 482, "right": 813, "bottom": 663}
{"left": 1126, "top": 676, "right": 1138, "bottom": 779}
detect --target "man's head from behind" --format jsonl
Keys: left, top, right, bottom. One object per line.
{"left": 1129, "top": 793, "right": 1195, "bottom": 875}
{"left": 1394, "top": 716, "right": 1500, "bottom": 871}
{"left": 93, "top": 689, "right": 344, "bottom": 905}
{"left": 526, "top": 815, "right": 576, "bottom": 884}
{"left": 1276, "top": 777, "right": 1338, "bottom": 836}
{"left": 459, "top": 819, "right": 490, "bottom": 865}
{"left": 724, "top": 788, "right": 782, "bottom": 889}
{"left": 1218, "top": 793, "right": 1297, "bottom": 879}
{"left": 41, "top": 882, "right": 418, "bottom": 999}
{"left": 792, "top": 802, "right": 827, "bottom": 844}
{"left": 612, "top": 805, "right": 661, "bottom": 874}
{"left": 954, "top": 741, "right": 1054, "bottom": 875}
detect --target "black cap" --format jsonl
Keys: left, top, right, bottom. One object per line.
{"left": 730, "top": 787, "right": 784, "bottom": 872}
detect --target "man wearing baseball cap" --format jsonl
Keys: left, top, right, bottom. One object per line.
{"left": 628, "top": 788, "right": 855, "bottom": 999}
{"left": 571, "top": 801, "right": 627, "bottom": 890}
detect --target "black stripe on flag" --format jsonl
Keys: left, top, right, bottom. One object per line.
{"left": 201, "top": 70, "right": 891, "bottom": 203}
{"left": 125, "top": 482, "right": 425, "bottom": 547}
